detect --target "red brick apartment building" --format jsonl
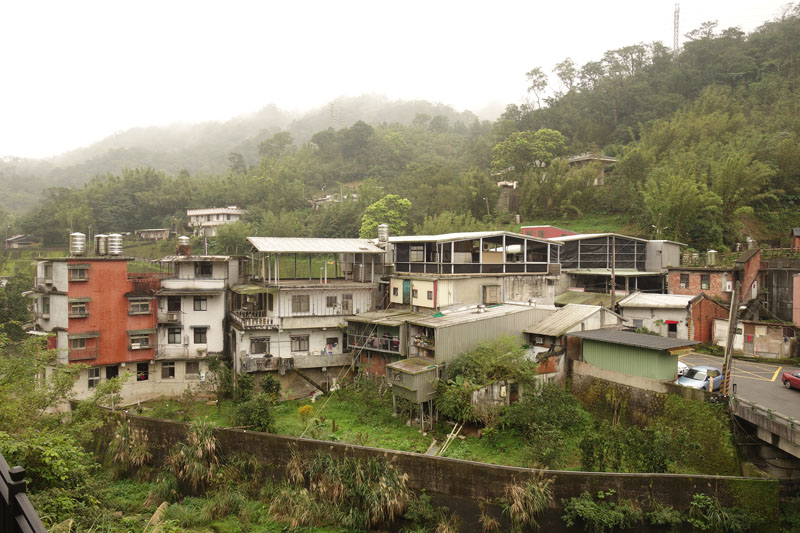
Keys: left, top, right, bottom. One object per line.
{"left": 30, "top": 256, "right": 193, "bottom": 403}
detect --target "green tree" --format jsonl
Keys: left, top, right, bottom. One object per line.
{"left": 359, "top": 194, "right": 411, "bottom": 238}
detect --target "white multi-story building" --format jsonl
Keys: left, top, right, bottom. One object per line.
{"left": 230, "top": 237, "right": 388, "bottom": 397}
{"left": 156, "top": 255, "right": 246, "bottom": 383}
{"left": 187, "top": 206, "right": 246, "bottom": 237}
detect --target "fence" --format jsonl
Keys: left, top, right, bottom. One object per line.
{"left": 0, "top": 451, "right": 46, "bottom": 533}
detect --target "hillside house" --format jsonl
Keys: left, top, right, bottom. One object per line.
{"left": 29, "top": 256, "right": 170, "bottom": 403}
{"left": 567, "top": 152, "right": 617, "bottom": 186}
{"left": 136, "top": 228, "right": 171, "bottom": 241}
{"left": 667, "top": 248, "right": 761, "bottom": 304}
{"left": 713, "top": 319, "right": 796, "bottom": 359}
{"left": 232, "top": 237, "right": 387, "bottom": 396}
{"left": 5, "top": 234, "right": 36, "bottom": 249}
{"left": 617, "top": 292, "right": 729, "bottom": 343}
{"left": 187, "top": 206, "right": 246, "bottom": 237}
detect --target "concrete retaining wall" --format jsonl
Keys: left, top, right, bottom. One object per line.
{"left": 126, "top": 414, "right": 778, "bottom": 519}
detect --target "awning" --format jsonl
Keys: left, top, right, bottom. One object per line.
{"left": 156, "top": 289, "right": 222, "bottom": 296}
{"left": 664, "top": 320, "right": 679, "bottom": 325}
{"left": 68, "top": 332, "right": 100, "bottom": 339}
{"left": 127, "top": 328, "right": 156, "bottom": 335}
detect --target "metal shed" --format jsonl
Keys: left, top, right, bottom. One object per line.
{"left": 569, "top": 329, "right": 698, "bottom": 381}
{"left": 386, "top": 356, "right": 438, "bottom": 403}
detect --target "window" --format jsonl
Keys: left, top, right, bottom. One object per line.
{"left": 130, "top": 334, "right": 150, "bottom": 349}
{"left": 412, "top": 289, "right": 419, "bottom": 298}
{"left": 268, "top": 293, "right": 274, "bottom": 312}
{"left": 186, "top": 361, "right": 200, "bottom": 376}
{"left": 69, "top": 302, "right": 88, "bottom": 317}
{"left": 168, "top": 327, "right": 182, "bottom": 344}
{"left": 43, "top": 263, "right": 53, "bottom": 280}
{"left": 679, "top": 273, "right": 689, "bottom": 289}
{"left": 326, "top": 336, "right": 339, "bottom": 348}
{"left": 106, "top": 365, "right": 119, "bottom": 380}
{"left": 195, "top": 262, "right": 213, "bottom": 278}
{"left": 410, "top": 245, "right": 424, "bottom": 262}
{"left": 427, "top": 290, "right": 433, "bottom": 301}
{"left": 700, "top": 274, "right": 710, "bottom": 290}
{"left": 161, "top": 361, "right": 176, "bottom": 379}
{"left": 193, "top": 297, "right": 207, "bottom": 311}
{"left": 251, "top": 337, "right": 270, "bottom": 354}
{"left": 129, "top": 300, "right": 150, "bottom": 314}
{"left": 167, "top": 296, "right": 181, "bottom": 312}
{"left": 392, "top": 287, "right": 399, "bottom": 296}
{"left": 193, "top": 327, "right": 208, "bottom": 344}
{"left": 342, "top": 294, "right": 353, "bottom": 313}
{"left": 136, "top": 362, "right": 149, "bottom": 381}
{"left": 226, "top": 214, "right": 231, "bottom": 220}
{"left": 292, "top": 295, "right": 310, "bottom": 313}
{"left": 69, "top": 267, "right": 88, "bottom": 281}
{"left": 41, "top": 296, "right": 50, "bottom": 316}
{"left": 633, "top": 319, "right": 644, "bottom": 329}
{"left": 291, "top": 335, "right": 309, "bottom": 352}
{"left": 326, "top": 295, "right": 338, "bottom": 308}
{"left": 71, "top": 338, "right": 86, "bottom": 350}
{"left": 88, "top": 368, "right": 100, "bottom": 389}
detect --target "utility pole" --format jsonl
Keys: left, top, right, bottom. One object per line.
{"left": 721, "top": 279, "right": 741, "bottom": 396}
{"left": 610, "top": 235, "right": 616, "bottom": 310}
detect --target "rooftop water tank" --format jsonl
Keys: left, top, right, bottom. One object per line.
{"left": 377, "top": 224, "right": 389, "bottom": 242}
{"left": 108, "top": 233, "right": 123, "bottom": 256}
{"left": 707, "top": 249, "right": 717, "bottom": 266}
{"left": 69, "top": 232, "right": 86, "bottom": 256}
{"left": 178, "top": 235, "right": 190, "bottom": 246}
{"left": 94, "top": 234, "right": 108, "bottom": 256}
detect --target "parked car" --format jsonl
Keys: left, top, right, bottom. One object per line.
{"left": 782, "top": 371, "right": 800, "bottom": 390}
{"left": 677, "top": 361, "right": 689, "bottom": 377}
{"left": 676, "top": 365, "right": 724, "bottom": 391}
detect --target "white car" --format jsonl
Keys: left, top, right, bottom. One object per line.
{"left": 677, "top": 361, "right": 689, "bottom": 377}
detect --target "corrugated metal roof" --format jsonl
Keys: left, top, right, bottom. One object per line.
{"left": 548, "top": 233, "right": 649, "bottom": 243}
{"left": 187, "top": 207, "right": 245, "bottom": 215}
{"left": 617, "top": 292, "right": 694, "bottom": 308}
{"left": 388, "top": 230, "right": 557, "bottom": 246}
{"left": 555, "top": 291, "right": 613, "bottom": 307}
{"left": 569, "top": 328, "right": 699, "bottom": 350}
{"left": 524, "top": 304, "right": 613, "bottom": 336}
{"left": 348, "top": 309, "right": 426, "bottom": 326}
{"left": 386, "top": 356, "right": 438, "bottom": 375}
{"left": 248, "top": 237, "right": 384, "bottom": 254}
{"left": 160, "top": 255, "right": 232, "bottom": 262}
{"left": 409, "top": 303, "right": 536, "bottom": 328}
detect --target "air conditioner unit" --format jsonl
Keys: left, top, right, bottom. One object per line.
{"left": 196, "top": 348, "right": 207, "bottom": 357}
{"left": 483, "top": 242, "right": 491, "bottom": 252}
{"left": 131, "top": 343, "right": 141, "bottom": 350}
{"left": 724, "top": 281, "right": 733, "bottom": 292}
{"left": 168, "top": 311, "right": 179, "bottom": 321}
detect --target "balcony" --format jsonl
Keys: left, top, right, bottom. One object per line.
{"left": 154, "top": 345, "right": 208, "bottom": 360}
{"left": 244, "top": 355, "right": 279, "bottom": 372}
{"left": 293, "top": 352, "right": 352, "bottom": 369}
{"left": 412, "top": 337, "right": 436, "bottom": 351}
{"left": 157, "top": 311, "right": 183, "bottom": 324}
{"left": 161, "top": 277, "right": 225, "bottom": 291}
{"left": 33, "top": 277, "right": 53, "bottom": 289}
{"left": 68, "top": 346, "right": 98, "bottom": 361}
{"left": 347, "top": 333, "right": 400, "bottom": 354}
{"left": 230, "top": 310, "right": 278, "bottom": 330}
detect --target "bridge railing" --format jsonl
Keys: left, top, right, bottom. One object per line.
{"left": 0, "top": 451, "right": 46, "bottom": 533}
{"left": 731, "top": 396, "right": 800, "bottom": 450}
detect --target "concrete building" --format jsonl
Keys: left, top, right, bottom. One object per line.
{"left": 568, "top": 329, "right": 698, "bottom": 381}
{"left": 550, "top": 233, "right": 682, "bottom": 296}
{"left": 136, "top": 228, "right": 171, "bottom": 241}
{"left": 713, "top": 319, "right": 796, "bottom": 359}
{"left": 231, "top": 237, "right": 387, "bottom": 397}
{"left": 5, "top": 234, "right": 36, "bottom": 249}
{"left": 523, "top": 304, "right": 624, "bottom": 355}
{"left": 617, "top": 292, "right": 729, "bottom": 343}
{"left": 155, "top": 254, "right": 245, "bottom": 390}
{"left": 567, "top": 152, "right": 618, "bottom": 186}
{"left": 187, "top": 206, "right": 246, "bottom": 237}
{"left": 29, "top": 257, "right": 170, "bottom": 402}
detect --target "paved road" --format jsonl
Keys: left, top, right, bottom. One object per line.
{"left": 679, "top": 353, "right": 800, "bottom": 419}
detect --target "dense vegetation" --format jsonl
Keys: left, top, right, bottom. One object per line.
{"left": 3, "top": 7, "right": 800, "bottom": 251}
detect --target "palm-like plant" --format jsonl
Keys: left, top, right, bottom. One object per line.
{"left": 502, "top": 472, "right": 553, "bottom": 532}
{"left": 167, "top": 418, "right": 219, "bottom": 494}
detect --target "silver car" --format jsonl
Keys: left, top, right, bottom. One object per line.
{"left": 676, "top": 365, "right": 723, "bottom": 391}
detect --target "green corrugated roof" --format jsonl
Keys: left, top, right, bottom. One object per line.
{"left": 555, "top": 291, "right": 613, "bottom": 307}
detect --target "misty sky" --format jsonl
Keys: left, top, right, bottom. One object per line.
{"left": 1, "top": 0, "right": 791, "bottom": 159}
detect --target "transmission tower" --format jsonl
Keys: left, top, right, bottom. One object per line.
{"left": 673, "top": 3, "right": 680, "bottom": 55}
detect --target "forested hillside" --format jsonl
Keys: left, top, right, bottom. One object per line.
{"left": 8, "top": 6, "right": 800, "bottom": 251}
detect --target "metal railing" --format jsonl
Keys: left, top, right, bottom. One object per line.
{"left": 347, "top": 333, "right": 400, "bottom": 353}
{"left": 0, "top": 451, "right": 47, "bottom": 533}
{"left": 68, "top": 346, "right": 98, "bottom": 361}
{"left": 154, "top": 345, "right": 208, "bottom": 360}
{"left": 157, "top": 311, "right": 183, "bottom": 324}
{"left": 229, "top": 310, "right": 277, "bottom": 330}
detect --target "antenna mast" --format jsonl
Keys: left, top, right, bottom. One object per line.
{"left": 673, "top": 3, "right": 680, "bottom": 55}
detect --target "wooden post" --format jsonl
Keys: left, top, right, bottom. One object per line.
{"left": 722, "top": 280, "right": 741, "bottom": 396}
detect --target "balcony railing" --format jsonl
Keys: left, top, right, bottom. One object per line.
{"left": 347, "top": 333, "right": 400, "bottom": 353}
{"left": 154, "top": 345, "right": 206, "bottom": 360}
{"left": 33, "top": 277, "right": 53, "bottom": 288}
{"left": 161, "top": 278, "right": 225, "bottom": 291}
{"left": 230, "top": 310, "right": 278, "bottom": 330}
{"left": 68, "top": 346, "right": 98, "bottom": 361}
{"left": 1, "top": 451, "right": 46, "bottom": 533}
{"left": 157, "top": 311, "right": 183, "bottom": 324}
{"left": 412, "top": 338, "right": 436, "bottom": 351}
